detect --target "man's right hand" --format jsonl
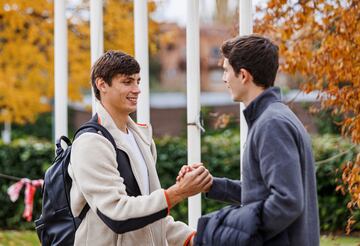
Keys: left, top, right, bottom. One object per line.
{"left": 166, "top": 166, "right": 212, "bottom": 208}
{"left": 176, "top": 163, "right": 204, "bottom": 182}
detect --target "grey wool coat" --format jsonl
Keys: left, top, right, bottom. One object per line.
{"left": 204, "top": 87, "right": 320, "bottom": 245}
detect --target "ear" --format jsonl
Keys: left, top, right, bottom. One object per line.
{"left": 95, "top": 78, "right": 107, "bottom": 94}
{"left": 239, "top": 68, "right": 253, "bottom": 84}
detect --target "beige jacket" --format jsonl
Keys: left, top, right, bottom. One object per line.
{"left": 69, "top": 103, "right": 194, "bottom": 245}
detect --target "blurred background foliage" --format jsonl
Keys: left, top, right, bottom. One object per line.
{"left": 1, "top": 125, "right": 359, "bottom": 232}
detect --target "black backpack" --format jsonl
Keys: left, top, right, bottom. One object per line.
{"left": 34, "top": 115, "right": 117, "bottom": 246}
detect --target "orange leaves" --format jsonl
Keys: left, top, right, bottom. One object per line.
{"left": 346, "top": 216, "right": 357, "bottom": 235}
{"left": 340, "top": 154, "right": 360, "bottom": 207}
{"left": 257, "top": 0, "right": 360, "bottom": 143}
{"left": 214, "top": 114, "right": 231, "bottom": 129}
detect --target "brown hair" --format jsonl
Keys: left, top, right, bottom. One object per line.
{"left": 221, "top": 34, "right": 279, "bottom": 88}
{"left": 91, "top": 50, "right": 140, "bottom": 100}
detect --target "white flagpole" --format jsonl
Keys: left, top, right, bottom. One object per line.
{"left": 134, "top": 0, "right": 150, "bottom": 124}
{"left": 239, "top": 0, "right": 253, "bottom": 180}
{"left": 186, "top": 0, "right": 201, "bottom": 229}
{"left": 54, "top": 0, "right": 68, "bottom": 140}
{"left": 2, "top": 122, "right": 11, "bottom": 144}
{"left": 90, "top": 0, "right": 104, "bottom": 115}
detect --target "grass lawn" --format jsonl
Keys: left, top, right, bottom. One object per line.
{"left": 0, "top": 231, "right": 39, "bottom": 246}
{"left": 0, "top": 231, "right": 359, "bottom": 245}
{"left": 321, "top": 235, "right": 360, "bottom": 246}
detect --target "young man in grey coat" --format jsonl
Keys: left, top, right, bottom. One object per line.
{"left": 179, "top": 35, "right": 320, "bottom": 245}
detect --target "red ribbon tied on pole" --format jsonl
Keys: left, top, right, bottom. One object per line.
{"left": 7, "top": 178, "right": 43, "bottom": 221}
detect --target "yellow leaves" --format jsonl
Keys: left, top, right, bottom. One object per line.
{"left": 0, "top": 79, "right": 49, "bottom": 124}
{"left": 0, "top": 0, "right": 54, "bottom": 125}
{"left": 0, "top": 0, "right": 158, "bottom": 124}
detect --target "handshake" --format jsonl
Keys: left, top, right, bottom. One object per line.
{"left": 165, "top": 163, "right": 213, "bottom": 208}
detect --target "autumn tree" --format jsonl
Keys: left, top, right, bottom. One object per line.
{"left": 254, "top": 0, "right": 359, "bottom": 232}
{"left": 0, "top": 0, "right": 158, "bottom": 126}
{"left": 0, "top": 0, "right": 53, "bottom": 124}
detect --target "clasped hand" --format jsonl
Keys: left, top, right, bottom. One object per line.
{"left": 176, "top": 163, "right": 213, "bottom": 195}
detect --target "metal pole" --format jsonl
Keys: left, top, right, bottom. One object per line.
{"left": 54, "top": 0, "right": 68, "bottom": 140}
{"left": 239, "top": 0, "right": 253, "bottom": 35}
{"left": 2, "top": 122, "right": 11, "bottom": 144}
{"left": 134, "top": 0, "right": 150, "bottom": 124}
{"left": 90, "top": 0, "right": 104, "bottom": 115}
{"left": 186, "top": 0, "right": 201, "bottom": 229}
{"left": 239, "top": 0, "right": 252, "bottom": 180}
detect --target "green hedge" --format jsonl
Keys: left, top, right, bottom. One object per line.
{"left": 0, "top": 132, "right": 359, "bottom": 232}
{"left": 156, "top": 129, "right": 241, "bottom": 221}
{"left": 312, "top": 135, "right": 360, "bottom": 232}
{"left": 0, "top": 138, "right": 52, "bottom": 229}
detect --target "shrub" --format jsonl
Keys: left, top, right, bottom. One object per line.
{"left": 312, "top": 134, "right": 360, "bottom": 232}
{"left": 0, "top": 132, "right": 358, "bottom": 232}
{"left": 156, "top": 132, "right": 360, "bottom": 232}
{"left": 0, "top": 138, "right": 53, "bottom": 229}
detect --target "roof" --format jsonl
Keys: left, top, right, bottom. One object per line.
{"left": 69, "top": 89, "right": 321, "bottom": 110}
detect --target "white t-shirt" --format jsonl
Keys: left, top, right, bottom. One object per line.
{"left": 120, "top": 129, "right": 150, "bottom": 195}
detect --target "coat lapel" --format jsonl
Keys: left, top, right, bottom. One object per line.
{"left": 127, "top": 120, "right": 162, "bottom": 193}
{"left": 96, "top": 103, "right": 149, "bottom": 195}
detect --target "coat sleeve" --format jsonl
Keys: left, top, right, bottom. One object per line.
{"left": 164, "top": 215, "right": 195, "bottom": 246}
{"left": 146, "top": 126, "right": 195, "bottom": 245}
{"left": 206, "top": 177, "right": 242, "bottom": 205}
{"left": 70, "top": 132, "right": 169, "bottom": 234}
{"left": 256, "top": 119, "right": 304, "bottom": 240}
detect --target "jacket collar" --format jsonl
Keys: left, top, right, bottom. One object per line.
{"left": 95, "top": 101, "right": 158, "bottom": 194}
{"left": 95, "top": 102, "right": 151, "bottom": 147}
{"left": 243, "top": 87, "right": 282, "bottom": 129}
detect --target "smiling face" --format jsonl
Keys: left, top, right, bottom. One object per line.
{"left": 97, "top": 73, "right": 141, "bottom": 115}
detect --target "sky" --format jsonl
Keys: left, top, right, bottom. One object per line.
{"left": 67, "top": 0, "right": 267, "bottom": 26}
{"left": 152, "top": 0, "right": 267, "bottom": 26}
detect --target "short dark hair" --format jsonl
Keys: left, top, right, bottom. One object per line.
{"left": 221, "top": 34, "right": 279, "bottom": 88}
{"left": 91, "top": 50, "right": 140, "bottom": 100}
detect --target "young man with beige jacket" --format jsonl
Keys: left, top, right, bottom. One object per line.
{"left": 69, "top": 51, "right": 212, "bottom": 245}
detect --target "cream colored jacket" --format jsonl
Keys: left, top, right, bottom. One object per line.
{"left": 69, "top": 103, "right": 194, "bottom": 245}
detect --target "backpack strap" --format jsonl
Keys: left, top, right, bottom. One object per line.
{"left": 56, "top": 136, "right": 72, "bottom": 148}
{"left": 74, "top": 115, "right": 117, "bottom": 151}
{"left": 72, "top": 114, "right": 118, "bottom": 224}
{"left": 55, "top": 136, "right": 72, "bottom": 156}
{"left": 78, "top": 204, "right": 90, "bottom": 221}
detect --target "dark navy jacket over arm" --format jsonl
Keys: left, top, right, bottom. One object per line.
{"left": 206, "top": 177, "right": 242, "bottom": 205}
